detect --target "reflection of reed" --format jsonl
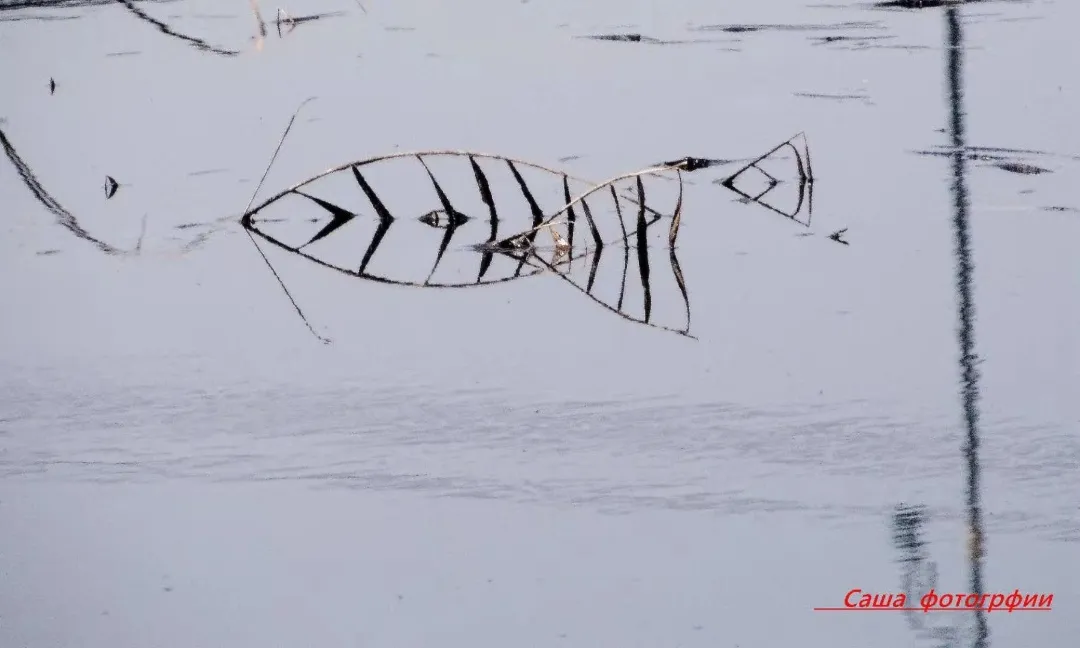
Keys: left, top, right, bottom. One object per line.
{"left": 719, "top": 132, "right": 814, "bottom": 226}
{"left": 945, "top": 6, "right": 989, "bottom": 647}
{"left": 242, "top": 152, "right": 683, "bottom": 289}
{"left": 495, "top": 181, "right": 693, "bottom": 338}
{"left": 239, "top": 150, "right": 694, "bottom": 337}
{"left": 0, "top": 126, "right": 130, "bottom": 255}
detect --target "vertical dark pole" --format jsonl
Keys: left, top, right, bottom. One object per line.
{"left": 945, "top": 6, "right": 989, "bottom": 648}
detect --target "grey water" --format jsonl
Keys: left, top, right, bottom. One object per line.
{"left": 1, "top": 0, "right": 1077, "bottom": 646}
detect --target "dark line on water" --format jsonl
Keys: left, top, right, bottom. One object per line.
{"left": 115, "top": 0, "right": 240, "bottom": 56}
{"left": 945, "top": 7, "right": 988, "bottom": 648}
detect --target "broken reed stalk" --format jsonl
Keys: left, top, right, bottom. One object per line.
{"left": 506, "top": 234, "right": 695, "bottom": 339}
{"left": 239, "top": 97, "right": 331, "bottom": 344}
{"left": 240, "top": 152, "right": 682, "bottom": 257}
{"left": 0, "top": 126, "right": 130, "bottom": 256}
{"left": 249, "top": 0, "right": 267, "bottom": 38}
{"left": 718, "top": 132, "right": 814, "bottom": 225}
{"left": 721, "top": 132, "right": 814, "bottom": 188}
{"left": 488, "top": 162, "right": 686, "bottom": 249}
{"left": 668, "top": 168, "right": 684, "bottom": 248}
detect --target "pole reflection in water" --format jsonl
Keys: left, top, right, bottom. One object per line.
{"left": 892, "top": 6, "right": 988, "bottom": 648}
{"left": 945, "top": 5, "right": 989, "bottom": 647}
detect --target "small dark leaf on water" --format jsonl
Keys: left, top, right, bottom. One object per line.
{"left": 104, "top": 176, "right": 119, "bottom": 199}
{"left": 49, "top": 78, "right": 56, "bottom": 95}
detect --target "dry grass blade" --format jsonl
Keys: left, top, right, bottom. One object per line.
{"left": 250, "top": 0, "right": 267, "bottom": 32}
{"left": 240, "top": 150, "right": 689, "bottom": 295}
{"left": 668, "top": 169, "right": 684, "bottom": 248}
{"left": 634, "top": 176, "right": 651, "bottom": 322}
{"left": 359, "top": 211, "right": 393, "bottom": 274}
{"left": 237, "top": 97, "right": 329, "bottom": 344}
{"left": 468, "top": 154, "right": 500, "bottom": 280}
{"left": 500, "top": 228, "right": 694, "bottom": 339}
{"left": 488, "top": 162, "right": 683, "bottom": 250}
{"left": 294, "top": 192, "right": 355, "bottom": 248}
{"left": 417, "top": 156, "right": 468, "bottom": 282}
{"left": 1, "top": 126, "right": 130, "bottom": 255}
{"left": 720, "top": 132, "right": 814, "bottom": 226}
{"left": 350, "top": 165, "right": 395, "bottom": 223}
{"left": 583, "top": 192, "right": 604, "bottom": 249}
{"left": 562, "top": 175, "right": 577, "bottom": 259}
{"left": 116, "top": 0, "right": 240, "bottom": 56}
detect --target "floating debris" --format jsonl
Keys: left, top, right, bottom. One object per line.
{"left": 187, "top": 168, "right": 229, "bottom": 177}
{"left": 991, "top": 161, "right": 1051, "bottom": 175}
{"left": 577, "top": 33, "right": 656, "bottom": 43}
{"left": 794, "top": 91, "right": 872, "bottom": 104}
{"left": 691, "top": 20, "right": 883, "bottom": 34}
{"left": 913, "top": 144, "right": 1074, "bottom": 181}
{"left": 812, "top": 34, "right": 895, "bottom": 45}
{"left": 48, "top": 77, "right": 56, "bottom": 94}
{"left": 275, "top": 8, "right": 346, "bottom": 36}
{"left": 574, "top": 32, "right": 731, "bottom": 46}
{"left": 871, "top": 0, "right": 996, "bottom": 9}
{"left": 660, "top": 157, "right": 734, "bottom": 172}
{"left": 104, "top": 175, "right": 119, "bottom": 199}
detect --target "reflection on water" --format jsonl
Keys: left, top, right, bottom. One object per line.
{"left": 0, "top": 1, "right": 1076, "bottom": 646}
{"left": 946, "top": 4, "right": 989, "bottom": 643}
{"left": 0, "top": 127, "right": 133, "bottom": 255}
{"left": 892, "top": 6, "right": 988, "bottom": 648}
{"left": 718, "top": 132, "right": 814, "bottom": 227}
{"left": 241, "top": 149, "right": 703, "bottom": 337}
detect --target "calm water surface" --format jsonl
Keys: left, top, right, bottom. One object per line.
{"left": 1, "top": 0, "right": 1077, "bottom": 646}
